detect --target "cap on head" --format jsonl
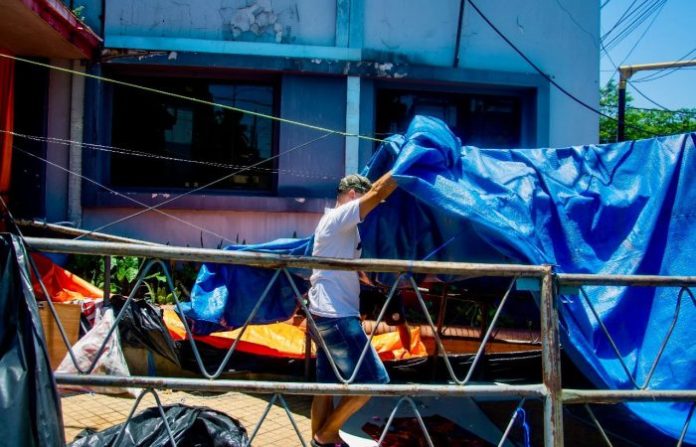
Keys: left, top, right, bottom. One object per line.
{"left": 337, "top": 174, "right": 372, "bottom": 195}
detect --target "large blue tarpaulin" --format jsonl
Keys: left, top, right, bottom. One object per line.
{"left": 184, "top": 116, "right": 696, "bottom": 443}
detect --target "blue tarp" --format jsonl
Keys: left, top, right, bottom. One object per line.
{"left": 184, "top": 115, "right": 696, "bottom": 443}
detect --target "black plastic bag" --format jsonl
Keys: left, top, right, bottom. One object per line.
{"left": 111, "top": 295, "right": 180, "bottom": 367}
{"left": 0, "top": 234, "right": 65, "bottom": 446}
{"left": 69, "top": 404, "right": 249, "bottom": 447}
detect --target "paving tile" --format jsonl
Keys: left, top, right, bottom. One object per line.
{"left": 61, "top": 390, "right": 314, "bottom": 446}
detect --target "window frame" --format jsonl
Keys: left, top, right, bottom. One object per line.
{"left": 101, "top": 66, "right": 282, "bottom": 197}
{"left": 373, "top": 81, "right": 537, "bottom": 150}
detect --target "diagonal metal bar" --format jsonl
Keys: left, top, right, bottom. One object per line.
{"left": 174, "top": 268, "right": 284, "bottom": 379}
{"left": 21, "top": 242, "right": 86, "bottom": 371}
{"left": 143, "top": 260, "right": 283, "bottom": 379}
{"left": 344, "top": 275, "right": 404, "bottom": 384}
{"left": 276, "top": 394, "right": 309, "bottom": 447}
{"left": 580, "top": 286, "right": 695, "bottom": 389}
{"left": 112, "top": 388, "right": 178, "bottom": 447}
{"left": 283, "top": 268, "right": 404, "bottom": 384}
{"left": 407, "top": 274, "right": 461, "bottom": 383}
{"left": 80, "top": 258, "right": 180, "bottom": 374}
{"left": 244, "top": 393, "right": 279, "bottom": 447}
{"left": 463, "top": 276, "right": 518, "bottom": 384}
{"left": 676, "top": 402, "right": 696, "bottom": 447}
{"left": 642, "top": 288, "right": 695, "bottom": 390}
{"left": 376, "top": 396, "right": 434, "bottom": 447}
{"left": 584, "top": 404, "right": 614, "bottom": 447}
{"left": 497, "top": 398, "right": 527, "bottom": 447}
{"left": 281, "top": 267, "right": 352, "bottom": 384}
{"left": 30, "top": 257, "right": 170, "bottom": 374}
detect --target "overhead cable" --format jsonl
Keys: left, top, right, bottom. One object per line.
{"left": 0, "top": 52, "right": 384, "bottom": 144}
{"left": 466, "top": 0, "right": 657, "bottom": 137}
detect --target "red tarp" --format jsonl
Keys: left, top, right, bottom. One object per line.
{"left": 0, "top": 50, "right": 14, "bottom": 219}
{"left": 30, "top": 253, "right": 103, "bottom": 302}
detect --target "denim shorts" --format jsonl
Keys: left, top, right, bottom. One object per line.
{"left": 310, "top": 315, "right": 390, "bottom": 384}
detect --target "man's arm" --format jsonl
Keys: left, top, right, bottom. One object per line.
{"left": 358, "top": 172, "right": 397, "bottom": 220}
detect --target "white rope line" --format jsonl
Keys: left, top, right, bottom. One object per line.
{"left": 14, "top": 146, "right": 238, "bottom": 245}
{"left": 1, "top": 129, "right": 343, "bottom": 182}
{"left": 78, "top": 132, "right": 334, "bottom": 240}
{"left": 0, "top": 52, "right": 386, "bottom": 143}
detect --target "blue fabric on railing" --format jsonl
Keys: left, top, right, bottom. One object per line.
{"left": 185, "top": 115, "right": 696, "bottom": 443}
{"left": 180, "top": 238, "right": 312, "bottom": 334}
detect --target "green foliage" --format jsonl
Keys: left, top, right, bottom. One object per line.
{"left": 66, "top": 255, "right": 199, "bottom": 305}
{"left": 599, "top": 79, "right": 696, "bottom": 143}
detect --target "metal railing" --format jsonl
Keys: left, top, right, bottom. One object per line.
{"left": 22, "top": 236, "right": 696, "bottom": 446}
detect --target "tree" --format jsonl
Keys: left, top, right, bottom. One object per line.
{"left": 599, "top": 79, "right": 696, "bottom": 143}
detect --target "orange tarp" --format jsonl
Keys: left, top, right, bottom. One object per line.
{"left": 30, "top": 253, "right": 103, "bottom": 302}
{"left": 164, "top": 308, "right": 427, "bottom": 361}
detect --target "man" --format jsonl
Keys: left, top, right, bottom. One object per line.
{"left": 308, "top": 172, "right": 398, "bottom": 447}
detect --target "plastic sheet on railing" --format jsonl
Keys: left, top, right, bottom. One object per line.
{"left": 185, "top": 115, "right": 696, "bottom": 443}
{"left": 359, "top": 116, "right": 696, "bottom": 444}
{"left": 0, "top": 234, "right": 64, "bottom": 446}
{"left": 181, "top": 238, "right": 311, "bottom": 333}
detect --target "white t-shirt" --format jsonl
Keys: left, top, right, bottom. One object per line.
{"left": 309, "top": 199, "right": 362, "bottom": 318}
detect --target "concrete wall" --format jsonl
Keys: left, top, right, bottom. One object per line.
{"left": 45, "top": 59, "right": 72, "bottom": 223}
{"left": 105, "top": 0, "right": 336, "bottom": 45}
{"left": 456, "top": 0, "right": 599, "bottom": 147}
{"left": 82, "top": 208, "right": 324, "bottom": 246}
{"left": 99, "top": 0, "right": 599, "bottom": 147}
{"left": 277, "top": 75, "right": 346, "bottom": 197}
{"left": 75, "top": 0, "right": 600, "bottom": 246}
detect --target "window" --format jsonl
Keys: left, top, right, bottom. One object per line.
{"left": 376, "top": 89, "right": 523, "bottom": 148}
{"left": 110, "top": 76, "right": 276, "bottom": 192}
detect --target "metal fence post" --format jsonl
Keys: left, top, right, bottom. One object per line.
{"left": 103, "top": 255, "right": 111, "bottom": 300}
{"left": 541, "top": 264, "right": 563, "bottom": 446}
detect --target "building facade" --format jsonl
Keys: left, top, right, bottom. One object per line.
{"left": 15, "top": 0, "right": 600, "bottom": 247}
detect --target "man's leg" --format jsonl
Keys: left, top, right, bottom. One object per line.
{"left": 312, "top": 395, "right": 334, "bottom": 437}
{"left": 314, "top": 395, "right": 370, "bottom": 444}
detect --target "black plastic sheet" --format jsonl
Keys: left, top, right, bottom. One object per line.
{"left": 69, "top": 404, "right": 249, "bottom": 447}
{"left": 111, "top": 295, "right": 180, "bottom": 367}
{"left": 0, "top": 233, "right": 65, "bottom": 446}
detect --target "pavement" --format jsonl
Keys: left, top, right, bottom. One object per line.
{"left": 61, "top": 390, "right": 313, "bottom": 446}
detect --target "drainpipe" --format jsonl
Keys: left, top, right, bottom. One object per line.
{"left": 68, "top": 60, "right": 85, "bottom": 226}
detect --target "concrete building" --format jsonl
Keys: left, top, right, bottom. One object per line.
{"left": 10, "top": 0, "right": 600, "bottom": 247}
{"left": 1, "top": 0, "right": 100, "bottom": 225}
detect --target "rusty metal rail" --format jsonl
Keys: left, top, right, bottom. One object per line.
{"left": 22, "top": 236, "right": 696, "bottom": 446}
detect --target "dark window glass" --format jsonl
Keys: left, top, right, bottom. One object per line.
{"left": 111, "top": 77, "right": 276, "bottom": 191}
{"left": 376, "top": 90, "right": 522, "bottom": 148}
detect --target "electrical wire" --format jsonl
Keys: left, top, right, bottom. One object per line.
{"left": 75, "top": 132, "right": 335, "bottom": 240}
{"left": 466, "top": 0, "right": 657, "bottom": 137}
{"left": 0, "top": 129, "right": 342, "bottom": 182}
{"left": 618, "top": 0, "right": 666, "bottom": 66}
{"left": 601, "top": 0, "right": 642, "bottom": 43}
{"left": 0, "top": 52, "right": 385, "bottom": 144}
{"left": 13, "top": 146, "right": 239, "bottom": 245}
{"left": 627, "top": 80, "right": 676, "bottom": 111}
{"left": 632, "top": 48, "right": 696, "bottom": 83}
{"left": 602, "top": 0, "right": 665, "bottom": 52}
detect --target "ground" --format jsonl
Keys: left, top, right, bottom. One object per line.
{"left": 61, "top": 390, "right": 313, "bottom": 446}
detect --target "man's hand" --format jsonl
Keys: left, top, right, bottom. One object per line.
{"left": 358, "top": 172, "right": 397, "bottom": 220}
